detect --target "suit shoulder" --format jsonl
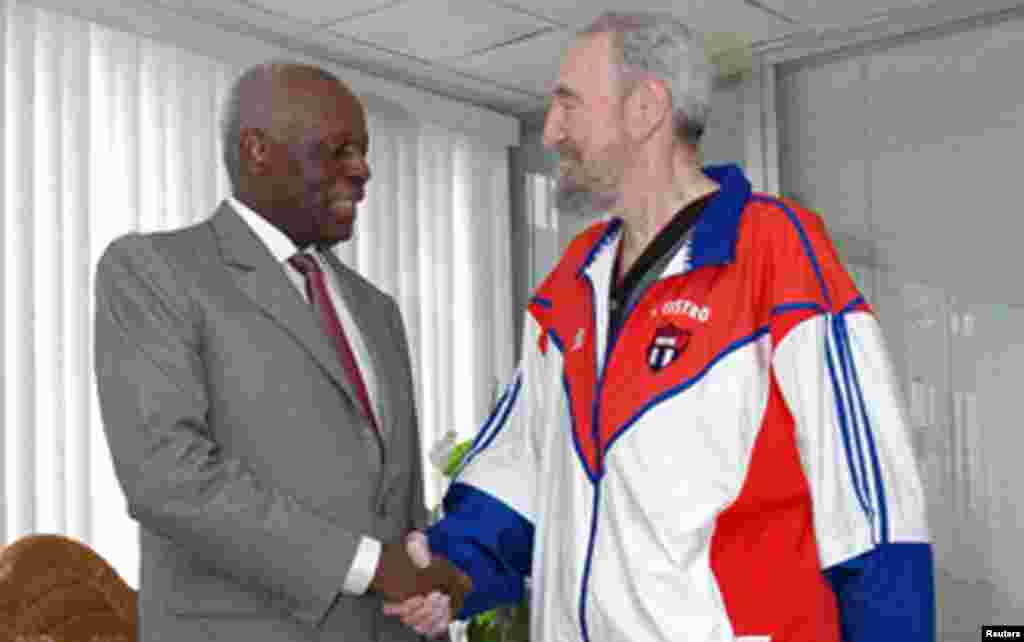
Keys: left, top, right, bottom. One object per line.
{"left": 149, "top": 219, "right": 219, "bottom": 261}
{"left": 96, "top": 231, "right": 166, "bottom": 276}
{"left": 95, "top": 222, "right": 216, "bottom": 316}
{"left": 99, "top": 217, "right": 215, "bottom": 265}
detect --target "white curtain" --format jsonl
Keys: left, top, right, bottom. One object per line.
{"left": 346, "top": 105, "right": 515, "bottom": 515}
{"left": 0, "top": 0, "right": 514, "bottom": 590}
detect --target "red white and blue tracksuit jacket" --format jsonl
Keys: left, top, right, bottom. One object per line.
{"left": 427, "top": 164, "right": 934, "bottom": 642}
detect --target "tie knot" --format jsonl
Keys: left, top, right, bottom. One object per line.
{"left": 288, "top": 252, "right": 321, "bottom": 276}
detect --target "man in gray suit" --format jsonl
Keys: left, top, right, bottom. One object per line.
{"left": 93, "top": 61, "right": 470, "bottom": 641}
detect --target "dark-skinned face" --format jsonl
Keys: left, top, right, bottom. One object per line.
{"left": 242, "top": 73, "right": 371, "bottom": 248}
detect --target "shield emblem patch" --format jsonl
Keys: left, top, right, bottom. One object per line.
{"left": 647, "top": 324, "right": 691, "bottom": 372}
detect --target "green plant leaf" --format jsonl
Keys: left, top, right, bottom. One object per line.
{"left": 475, "top": 608, "right": 498, "bottom": 627}
{"left": 443, "top": 440, "right": 474, "bottom": 477}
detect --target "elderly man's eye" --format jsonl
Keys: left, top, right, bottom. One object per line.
{"left": 558, "top": 96, "right": 579, "bottom": 111}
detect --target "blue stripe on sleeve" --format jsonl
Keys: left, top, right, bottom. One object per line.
{"left": 835, "top": 313, "right": 890, "bottom": 543}
{"left": 823, "top": 319, "right": 875, "bottom": 522}
{"left": 824, "top": 542, "right": 935, "bottom": 642}
{"left": 831, "top": 314, "right": 878, "bottom": 533}
{"left": 452, "top": 374, "right": 522, "bottom": 484}
{"left": 426, "top": 482, "right": 535, "bottom": 620}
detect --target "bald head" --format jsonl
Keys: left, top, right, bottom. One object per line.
{"left": 220, "top": 60, "right": 371, "bottom": 248}
{"left": 221, "top": 61, "right": 357, "bottom": 190}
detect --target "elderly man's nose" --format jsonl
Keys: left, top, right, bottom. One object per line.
{"left": 542, "top": 108, "right": 565, "bottom": 148}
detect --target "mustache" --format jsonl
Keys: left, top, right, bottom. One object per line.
{"left": 328, "top": 187, "right": 365, "bottom": 203}
{"left": 556, "top": 144, "right": 580, "bottom": 162}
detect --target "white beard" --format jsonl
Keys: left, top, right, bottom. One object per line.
{"left": 554, "top": 161, "right": 623, "bottom": 216}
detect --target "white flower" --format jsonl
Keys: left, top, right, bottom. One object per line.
{"left": 429, "top": 429, "right": 459, "bottom": 473}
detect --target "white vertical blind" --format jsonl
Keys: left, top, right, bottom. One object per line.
{"left": 1, "top": 0, "right": 515, "bottom": 590}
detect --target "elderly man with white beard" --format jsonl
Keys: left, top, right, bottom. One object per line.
{"left": 384, "top": 11, "right": 935, "bottom": 642}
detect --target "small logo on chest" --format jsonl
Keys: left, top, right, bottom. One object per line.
{"left": 647, "top": 324, "right": 691, "bottom": 372}
{"left": 571, "top": 328, "right": 585, "bottom": 351}
{"left": 652, "top": 298, "right": 711, "bottom": 322}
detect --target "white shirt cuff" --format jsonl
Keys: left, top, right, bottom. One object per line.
{"left": 343, "top": 536, "right": 382, "bottom": 596}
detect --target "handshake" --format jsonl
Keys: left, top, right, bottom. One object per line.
{"left": 368, "top": 531, "right": 471, "bottom": 638}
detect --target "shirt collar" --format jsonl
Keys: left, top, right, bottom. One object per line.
{"left": 228, "top": 195, "right": 303, "bottom": 265}
{"left": 575, "top": 163, "right": 753, "bottom": 276}
{"left": 688, "top": 163, "right": 751, "bottom": 268}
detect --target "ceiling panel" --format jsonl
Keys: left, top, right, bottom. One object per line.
{"left": 241, "top": 0, "right": 396, "bottom": 27}
{"left": 757, "top": 0, "right": 933, "bottom": 29}
{"left": 327, "top": 0, "right": 556, "bottom": 61}
{"left": 497, "top": 0, "right": 796, "bottom": 43}
{"left": 149, "top": 0, "right": 937, "bottom": 120}
{"left": 163, "top": 0, "right": 320, "bottom": 35}
{"left": 448, "top": 28, "right": 575, "bottom": 95}
{"left": 307, "top": 28, "right": 543, "bottom": 113}
{"left": 450, "top": 24, "right": 766, "bottom": 97}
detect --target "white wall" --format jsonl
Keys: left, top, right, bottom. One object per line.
{"left": 701, "top": 77, "right": 749, "bottom": 170}
{"left": 777, "top": 8, "right": 1024, "bottom": 638}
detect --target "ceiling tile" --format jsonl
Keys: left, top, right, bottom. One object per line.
{"left": 756, "top": 0, "right": 932, "bottom": 29}
{"left": 447, "top": 28, "right": 575, "bottom": 95}
{"left": 326, "top": 0, "right": 555, "bottom": 61}
{"left": 241, "top": 0, "right": 395, "bottom": 27}
{"left": 497, "top": 0, "right": 796, "bottom": 43}
{"left": 169, "top": 0, "right": 320, "bottom": 35}
{"left": 307, "top": 28, "right": 543, "bottom": 114}
{"left": 449, "top": 16, "right": 768, "bottom": 96}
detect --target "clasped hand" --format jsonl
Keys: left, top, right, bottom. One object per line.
{"left": 372, "top": 531, "right": 469, "bottom": 638}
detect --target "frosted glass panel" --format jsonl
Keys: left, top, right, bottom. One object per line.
{"left": 701, "top": 78, "right": 747, "bottom": 168}
{"left": 860, "top": 263, "right": 1024, "bottom": 636}
{"left": 779, "top": 10, "right": 1024, "bottom": 638}
{"left": 525, "top": 172, "right": 561, "bottom": 291}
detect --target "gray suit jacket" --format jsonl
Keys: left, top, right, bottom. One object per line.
{"left": 93, "top": 202, "right": 435, "bottom": 642}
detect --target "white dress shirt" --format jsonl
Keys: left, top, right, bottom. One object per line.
{"left": 228, "top": 196, "right": 382, "bottom": 596}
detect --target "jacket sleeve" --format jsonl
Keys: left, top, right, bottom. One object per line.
{"left": 765, "top": 206, "right": 935, "bottom": 641}
{"left": 93, "top": 234, "right": 365, "bottom": 628}
{"left": 425, "top": 308, "right": 545, "bottom": 620}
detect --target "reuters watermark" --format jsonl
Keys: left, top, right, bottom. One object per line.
{"left": 984, "top": 626, "right": 1024, "bottom": 639}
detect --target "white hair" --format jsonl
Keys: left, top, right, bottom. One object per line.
{"left": 581, "top": 12, "right": 713, "bottom": 145}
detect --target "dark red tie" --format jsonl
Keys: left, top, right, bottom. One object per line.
{"left": 288, "top": 252, "right": 379, "bottom": 435}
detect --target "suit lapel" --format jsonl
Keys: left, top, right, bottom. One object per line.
{"left": 321, "top": 250, "right": 395, "bottom": 443}
{"left": 208, "top": 203, "right": 363, "bottom": 414}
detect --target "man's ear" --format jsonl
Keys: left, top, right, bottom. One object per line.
{"left": 624, "top": 78, "right": 670, "bottom": 142}
{"left": 240, "top": 127, "right": 272, "bottom": 175}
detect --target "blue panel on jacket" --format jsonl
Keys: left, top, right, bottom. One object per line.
{"left": 824, "top": 542, "right": 935, "bottom": 642}
{"left": 426, "top": 482, "right": 535, "bottom": 619}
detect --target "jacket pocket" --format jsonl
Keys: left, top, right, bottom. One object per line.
{"left": 166, "top": 555, "right": 276, "bottom": 616}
